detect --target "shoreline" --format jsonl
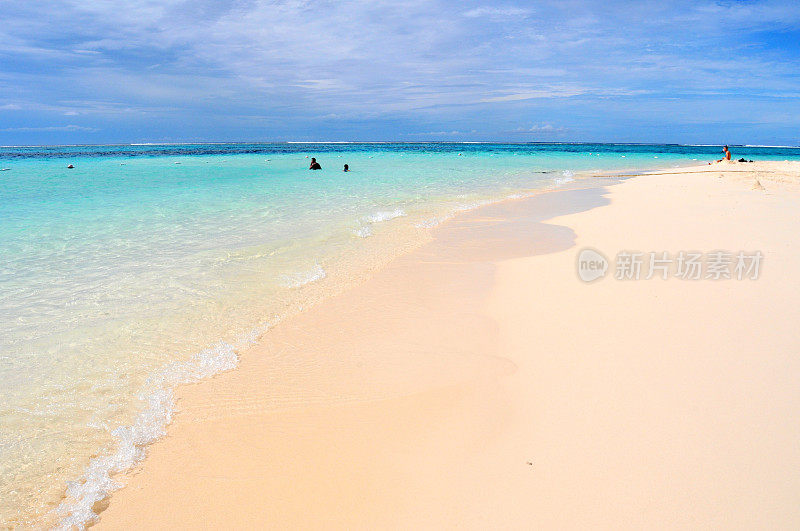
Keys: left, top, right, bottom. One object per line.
{"left": 66, "top": 161, "right": 800, "bottom": 527}
{"left": 46, "top": 166, "right": 619, "bottom": 529}
{"left": 90, "top": 183, "right": 615, "bottom": 529}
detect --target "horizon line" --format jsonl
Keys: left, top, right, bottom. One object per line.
{"left": 3, "top": 141, "right": 800, "bottom": 149}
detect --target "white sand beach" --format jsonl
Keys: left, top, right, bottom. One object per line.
{"left": 94, "top": 161, "right": 800, "bottom": 529}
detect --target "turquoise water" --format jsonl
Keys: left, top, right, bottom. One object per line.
{"left": 2, "top": 143, "right": 799, "bottom": 528}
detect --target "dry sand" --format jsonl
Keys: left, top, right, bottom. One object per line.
{"left": 95, "top": 161, "right": 800, "bottom": 529}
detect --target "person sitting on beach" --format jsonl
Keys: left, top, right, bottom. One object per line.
{"left": 343, "top": 164, "right": 349, "bottom": 172}
{"left": 715, "top": 145, "right": 731, "bottom": 163}
{"left": 309, "top": 158, "right": 322, "bottom": 170}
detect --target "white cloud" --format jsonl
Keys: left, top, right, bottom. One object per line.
{"left": 510, "top": 123, "right": 567, "bottom": 134}
{"left": 407, "top": 130, "right": 469, "bottom": 136}
{"left": 0, "top": 124, "right": 98, "bottom": 132}
{"left": 463, "top": 6, "right": 532, "bottom": 18}
{"left": 480, "top": 87, "right": 587, "bottom": 103}
{"left": 464, "top": 6, "right": 532, "bottom": 18}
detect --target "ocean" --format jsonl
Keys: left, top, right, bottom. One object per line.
{"left": 2, "top": 142, "right": 799, "bottom": 527}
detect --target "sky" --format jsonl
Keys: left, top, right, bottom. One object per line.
{"left": 1, "top": 0, "right": 799, "bottom": 145}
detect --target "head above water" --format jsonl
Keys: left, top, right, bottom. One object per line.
{"left": 343, "top": 164, "right": 349, "bottom": 171}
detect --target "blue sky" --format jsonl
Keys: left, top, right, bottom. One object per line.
{"left": 1, "top": 0, "right": 799, "bottom": 145}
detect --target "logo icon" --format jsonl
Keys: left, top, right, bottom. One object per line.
{"left": 577, "top": 248, "right": 608, "bottom": 282}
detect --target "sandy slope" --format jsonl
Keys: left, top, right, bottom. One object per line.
{"left": 95, "top": 161, "right": 800, "bottom": 529}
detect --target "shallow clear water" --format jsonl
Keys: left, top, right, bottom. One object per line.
{"left": 1, "top": 142, "right": 799, "bottom": 527}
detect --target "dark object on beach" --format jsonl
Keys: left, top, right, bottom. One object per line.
{"left": 738, "top": 158, "right": 754, "bottom": 163}
{"left": 343, "top": 164, "right": 349, "bottom": 172}
{"left": 309, "top": 157, "right": 321, "bottom": 170}
{"left": 67, "top": 164, "right": 74, "bottom": 169}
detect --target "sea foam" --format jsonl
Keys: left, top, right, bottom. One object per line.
{"left": 354, "top": 225, "right": 373, "bottom": 238}
{"left": 553, "top": 170, "right": 576, "bottom": 187}
{"left": 53, "top": 339, "right": 244, "bottom": 529}
{"left": 280, "top": 264, "right": 327, "bottom": 288}
{"left": 415, "top": 199, "right": 493, "bottom": 229}
{"left": 363, "top": 208, "right": 406, "bottom": 223}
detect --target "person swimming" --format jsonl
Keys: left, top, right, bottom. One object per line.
{"left": 309, "top": 157, "right": 321, "bottom": 170}
{"left": 343, "top": 164, "right": 349, "bottom": 172}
